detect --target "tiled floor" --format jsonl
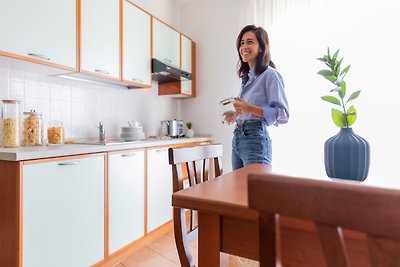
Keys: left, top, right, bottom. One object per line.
{"left": 115, "top": 230, "right": 259, "bottom": 267}
{"left": 114, "top": 231, "right": 193, "bottom": 267}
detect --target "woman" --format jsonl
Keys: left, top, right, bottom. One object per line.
{"left": 223, "top": 25, "right": 289, "bottom": 170}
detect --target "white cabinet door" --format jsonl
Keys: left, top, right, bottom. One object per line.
{"left": 0, "top": 0, "right": 76, "bottom": 69}
{"left": 181, "top": 35, "right": 192, "bottom": 73}
{"left": 152, "top": 18, "right": 180, "bottom": 68}
{"left": 22, "top": 155, "right": 104, "bottom": 267}
{"left": 108, "top": 150, "right": 145, "bottom": 254}
{"left": 147, "top": 147, "right": 173, "bottom": 232}
{"left": 122, "top": 1, "right": 151, "bottom": 87}
{"left": 81, "top": 0, "right": 120, "bottom": 79}
{"left": 181, "top": 80, "right": 192, "bottom": 95}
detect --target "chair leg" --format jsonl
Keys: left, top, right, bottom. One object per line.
{"left": 174, "top": 208, "right": 196, "bottom": 267}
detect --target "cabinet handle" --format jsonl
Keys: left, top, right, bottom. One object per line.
{"left": 131, "top": 78, "right": 143, "bottom": 83}
{"left": 27, "top": 52, "right": 50, "bottom": 61}
{"left": 94, "top": 69, "right": 110, "bottom": 75}
{"left": 58, "top": 161, "right": 80, "bottom": 166}
{"left": 155, "top": 148, "right": 167, "bottom": 153}
{"left": 121, "top": 153, "right": 136, "bottom": 158}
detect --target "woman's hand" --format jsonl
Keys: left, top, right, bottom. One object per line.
{"left": 233, "top": 97, "right": 250, "bottom": 114}
{"left": 233, "top": 97, "right": 264, "bottom": 118}
{"left": 222, "top": 110, "right": 238, "bottom": 124}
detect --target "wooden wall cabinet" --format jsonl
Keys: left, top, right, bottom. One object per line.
{"left": 152, "top": 18, "right": 180, "bottom": 68}
{"left": 0, "top": 0, "right": 77, "bottom": 71}
{"left": 122, "top": 0, "right": 151, "bottom": 87}
{"left": 108, "top": 149, "right": 145, "bottom": 254}
{"left": 158, "top": 35, "right": 196, "bottom": 98}
{"left": 80, "top": 0, "right": 120, "bottom": 80}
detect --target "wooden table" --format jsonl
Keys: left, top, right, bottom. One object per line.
{"left": 172, "top": 163, "right": 370, "bottom": 267}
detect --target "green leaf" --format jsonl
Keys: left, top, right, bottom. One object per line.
{"left": 333, "top": 60, "right": 339, "bottom": 74}
{"left": 332, "top": 49, "right": 340, "bottom": 62}
{"left": 318, "top": 70, "right": 337, "bottom": 83}
{"left": 329, "top": 87, "right": 341, "bottom": 93}
{"left": 336, "top": 58, "right": 343, "bottom": 76}
{"left": 347, "top": 90, "right": 361, "bottom": 103}
{"left": 339, "top": 80, "right": 346, "bottom": 99}
{"left": 340, "top": 65, "right": 351, "bottom": 77}
{"left": 321, "top": 96, "right": 341, "bottom": 105}
{"left": 346, "top": 105, "right": 357, "bottom": 127}
{"left": 331, "top": 108, "right": 346, "bottom": 128}
{"left": 317, "top": 69, "right": 335, "bottom": 76}
{"left": 317, "top": 57, "right": 327, "bottom": 62}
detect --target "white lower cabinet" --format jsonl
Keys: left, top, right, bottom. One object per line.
{"left": 147, "top": 147, "right": 173, "bottom": 232}
{"left": 22, "top": 155, "right": 105, "bottom": 267}
{"left": 108, "top": 150, "right": 145, "bottom": 254}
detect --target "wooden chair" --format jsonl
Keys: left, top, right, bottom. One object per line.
{"left": 248, "top": 173, "right": 400, "bottom": 267}
{"left": 169, "top": 144, "right": 223, "bottom": 267}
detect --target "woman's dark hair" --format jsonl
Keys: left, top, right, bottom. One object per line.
{"left": 236, "top": 25, "right": 275, "bottom": 79}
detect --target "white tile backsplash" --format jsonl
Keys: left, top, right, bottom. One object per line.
{"left": 0, "top": 65, "right": 181, "bottom": 141}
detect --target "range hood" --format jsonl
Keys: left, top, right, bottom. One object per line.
{"left": 152, "top": 58, "right": 192, "bottom": 84}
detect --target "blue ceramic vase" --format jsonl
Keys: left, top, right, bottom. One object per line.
{"left": 324, "top": 128, "right": 370, "bottom": 181}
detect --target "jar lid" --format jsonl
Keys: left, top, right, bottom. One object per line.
{"left": 2, "top": 99, "right": 21, "bottom": 103}
{"left": 23, "top": 110, "right": 42, "bottom": 116}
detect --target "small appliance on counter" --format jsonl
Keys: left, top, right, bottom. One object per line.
{"left": 161, "top": 119, "right": 184, "bottom": 138}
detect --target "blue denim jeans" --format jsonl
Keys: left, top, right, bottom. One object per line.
{"left": 232, "top": 120, "right": 272, "bottom": 170}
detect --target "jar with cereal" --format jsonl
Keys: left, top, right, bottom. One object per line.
{"left": 48, "top": 120, "right": 64, "bottom": 145}
{"left": 1, "top": 100, "right": 21, "bottom": 147}
{"left": 23, "top": 110, "right": 43, "bottom": 146}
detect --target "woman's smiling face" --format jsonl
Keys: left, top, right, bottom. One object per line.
{"left": 239, "top": 31, "right": 260, "bottom": 69}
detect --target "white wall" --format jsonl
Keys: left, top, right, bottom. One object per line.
{"left": 179, "top": 0, "right": 243, "bottom": 171}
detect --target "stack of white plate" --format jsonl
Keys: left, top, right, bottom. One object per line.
{"left": 120, "top": 125, "right": 146, "bottom": 141}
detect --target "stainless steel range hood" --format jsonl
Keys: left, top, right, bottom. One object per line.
{"left": 152, "top": 58, "right": 192, "bottom": 83}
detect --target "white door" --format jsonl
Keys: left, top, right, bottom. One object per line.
{"left": 108, "top": 150, "right": 145, "bottom": 254}
{"left": 122, "top": 0, "right": 151, "bottom": 87}
{"left": 0, "top": 0, "right": 76, "bottom": 69}
{"left": 152, "top": 18, "right": 180, "bottom": 68}
{"left": 80, "top": 0, "right": 120, "bottom": 78}
{"left": 147, "top": 147, "right": 173, "bottom": 232}
{"left": 22, "top": 155, "right": 104, "bottom": 267}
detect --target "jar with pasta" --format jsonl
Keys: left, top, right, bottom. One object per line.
{"left": 23, "top": 110, "right": 43, "bottom": 146}
{"left": 1, "top": 100, "right": 21, "bottom": 147}
{"left": 48, "top": 120, "right": 64, "bottom": 145}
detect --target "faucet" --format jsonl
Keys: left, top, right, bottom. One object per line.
{"left": 96, "top": 122, "right": 106, "bottom": 143}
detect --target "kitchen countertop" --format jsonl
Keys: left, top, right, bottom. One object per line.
{"left": 0, "top": 136, "right": 212, "bottom": 161}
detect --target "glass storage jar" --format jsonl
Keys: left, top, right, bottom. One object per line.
{"left": 23, "top": 110, "right": 43, "bottom": 146}
{"left": 47, "top": 120, "right": 64, "bottom": 145}
{"left": 1, "top": 99, "right": 21, "bottom": 147}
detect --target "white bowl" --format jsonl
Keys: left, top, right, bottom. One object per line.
{"left": 120, "top": 132, "right": 145, "bottom": 141}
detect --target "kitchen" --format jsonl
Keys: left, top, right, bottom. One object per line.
{"left": 2, "top": 0, "right": 400, "bottom": 266}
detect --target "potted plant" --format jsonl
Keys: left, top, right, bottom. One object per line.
{"left": 317, "top": 47, "right": 370, "bottom": 181}
{"left": 186, "top": 122, "right": 194, "bottom": 138}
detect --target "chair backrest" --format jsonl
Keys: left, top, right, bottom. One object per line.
{"left": 169, "top": 143, "right": 223, "bottom": 267}
{"left": 248, "top": 173, "right": 400, "bottom": 267}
